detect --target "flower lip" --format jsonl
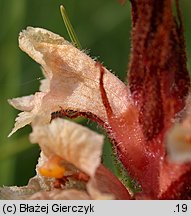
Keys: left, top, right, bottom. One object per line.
{"left": 19, "top": 27, "right": 70, "bottom": 45}
{"left": 30, "top": 118, "right": 104, "bottom": 178}
{"left": 18, "top": 27, "right": 70, "bottom": 68}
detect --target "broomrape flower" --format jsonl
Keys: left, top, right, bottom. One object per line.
{"left": 4, "top": 0, "right": 191, "bottom": 199}
{"left": 1, "top": 118, "right": 130, "bottom": 199}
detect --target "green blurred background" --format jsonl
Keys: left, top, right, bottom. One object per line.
{"left": 0, "top": 0, "right": 190, "bottom": 187}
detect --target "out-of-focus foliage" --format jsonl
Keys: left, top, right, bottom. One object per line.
{"left": 0, "top": 0, "right": 190, "bottom": 186}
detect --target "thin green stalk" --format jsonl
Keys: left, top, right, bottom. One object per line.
{"left": 60, "top": 5, "right": 82, "bottom": 49}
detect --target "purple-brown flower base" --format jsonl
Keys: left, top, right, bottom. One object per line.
{"left": 97, "top": 62, "right": 191, "bottom": 199}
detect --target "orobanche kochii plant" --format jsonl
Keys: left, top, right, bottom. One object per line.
{"left": 1, "top": 0, "right": 191, "bottom": 199}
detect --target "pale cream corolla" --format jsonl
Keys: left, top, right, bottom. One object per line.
{"left": 8, "top": 27, "right": 130, "bottom": 136}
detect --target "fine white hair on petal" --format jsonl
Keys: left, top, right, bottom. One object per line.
{"left": 166, "top": 124, "right": 191, "bottom": 163}
{"left": 30, "top": 118, "right": 104, "bottom": 177}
